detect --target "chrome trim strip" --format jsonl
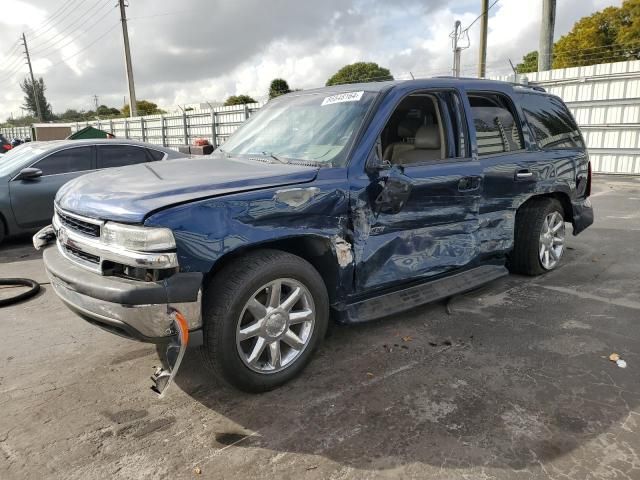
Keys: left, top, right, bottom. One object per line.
{"left": 54, "top": 205, "right": 104, "bottom": 227}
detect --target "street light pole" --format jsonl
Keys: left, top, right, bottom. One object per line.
{"left": 452, "top": 21, "right": 462, "bottom": 77}
{"left": 118, "top": 0, "right": 138, "bottom": 117}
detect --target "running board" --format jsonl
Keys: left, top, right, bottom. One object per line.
{"left": 340, "top": 265, "right": 508, "bottom": 323}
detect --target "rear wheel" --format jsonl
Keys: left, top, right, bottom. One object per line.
{"left": 508, "top": 198, "right": 566, "bottom": 276}
{"left": 202, "top": 249, "right": 329, "bottom": 392}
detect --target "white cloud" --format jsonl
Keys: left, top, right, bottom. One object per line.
{"left": 0, "top": 0, "right": 622, "bottom": 119}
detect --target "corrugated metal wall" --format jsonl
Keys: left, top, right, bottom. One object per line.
{"left": 510, "top": 60, "right": 640, "bottom": 175}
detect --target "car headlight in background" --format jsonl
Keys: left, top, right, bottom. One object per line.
{"left": 101, "top": 223, "right": 176, "bottom": 252}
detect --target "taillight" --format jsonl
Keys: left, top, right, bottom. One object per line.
{"left": 3, "top": 144, "right": 11, "bottom": 150}
{"left": 585, "top": 161, "right": 592, "bottom": 197}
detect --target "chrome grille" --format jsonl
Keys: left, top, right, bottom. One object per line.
{"left": 57, "top": 210, "right": 101, "bottom": 237}
{"left": 62, "top": 243, "right": 100, "bottom": 265}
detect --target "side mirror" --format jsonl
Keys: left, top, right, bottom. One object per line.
{"left": 374, "top": 168, "right": 412, "bottom": 214}
{"left": 15, "top": 167, "right": 42, "bottom": 181}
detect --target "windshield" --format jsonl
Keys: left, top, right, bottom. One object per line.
{"left": 0, "top": 143, "right": 46, "bottom": 177}
{"left": 218, "top": 91, "right": 376, "bottom": 167}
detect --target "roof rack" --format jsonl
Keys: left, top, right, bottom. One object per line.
{"left": 434, "top": 76, "right": 547, "bottom": 92}
{"left": 512, "top": 83, "right": 546, "bottom": 92}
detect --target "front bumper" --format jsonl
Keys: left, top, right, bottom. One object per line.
{"left": 42, "top": 244, "right": 202, "bottom": 343}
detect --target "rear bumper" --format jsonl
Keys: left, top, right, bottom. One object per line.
{"left": 571, "top": 197, "right": 594, "bottom": 235}
{"left": 43, "top": 245, "right": 202, "bottom": 343}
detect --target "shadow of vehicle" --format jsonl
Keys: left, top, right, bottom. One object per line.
{"left": 170, "top": 260, "right": 639, "bottom": 472}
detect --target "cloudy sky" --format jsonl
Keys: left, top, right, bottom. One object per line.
{"left": 0, "top": 0, "right": 620, "bottom": 119}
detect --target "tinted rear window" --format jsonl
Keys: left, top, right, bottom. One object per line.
{"left": 520, "top": 94, "right": 585, "bottom": 150}
{"left": 468, "top": 93, "right": 524, "bottom": 156}
{"left": 98, "top": 145, "right": 150, "bottom": 168}
{"left": 147, "top": 148, "right": 166, "bottom": 161}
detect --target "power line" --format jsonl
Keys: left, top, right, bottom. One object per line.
{"left": 31, "top": 3, "right": 116, "bottom": 57}
{"left": 28, "top": 0, "right": 87, "bottom": 40}
{"left": 48, "top": 21, "right": 120, "bottom": 68}
{"left": 31, "top": 0, "right": 113, "bottom": 54}
{"left": 461, "top": 0, "right": 500, "bottom": 34}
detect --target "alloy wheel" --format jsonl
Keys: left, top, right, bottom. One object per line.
{"left": 539, "top": 211, "right": 565, "bottom": 270}
{"left": 236, "top": 278, "right": 315, "bottom": 374}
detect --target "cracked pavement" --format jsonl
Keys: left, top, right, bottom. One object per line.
{"left": 1, "top": 175, "right": 639, "bottom": 479}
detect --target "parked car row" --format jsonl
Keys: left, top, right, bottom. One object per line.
{"left": 0, "top": 139, "right": 182, "bottom": 244}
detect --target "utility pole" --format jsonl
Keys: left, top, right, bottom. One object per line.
{"left": 93, "top": 94, "right": 99, "bottom": 110}
{"left": 452, "top": 21, "right": 462, "bottom": 77}
{"left": 478, "top": 0, "right": 489, "bottom": 78}
{"left": 21, "top": 33, "right": 42, "bottom": 122}
{"left": 118, "top": 0, "right": 137, "bottom": 117}
{"left": 538, "top": 0, "right": 556, "bottom": 71}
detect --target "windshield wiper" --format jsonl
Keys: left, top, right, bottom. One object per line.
{"left": 262, "top": 151, "right": 289, "bottom": 164}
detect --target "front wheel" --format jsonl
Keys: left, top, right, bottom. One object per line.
{"left": 201, "top": 249, "right": 329, "bottom": 392}
{"left": 508, "top": 198, "right": 566, "bottom": 276}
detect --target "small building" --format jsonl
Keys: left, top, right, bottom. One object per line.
{"left": 67, "top": 126, "right": 115, "bottom": 140}
{"left": 31, "top": 123, "right": 73, "bottom": 141}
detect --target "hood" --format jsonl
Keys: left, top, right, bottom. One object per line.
{"left": 56, "top": 156, "right": 318, "bottom": 223}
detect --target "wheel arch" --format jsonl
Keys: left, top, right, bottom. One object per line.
{"left": 205, "top": 235, "right": 350, "bottom": 305}
{"left": 517, "top": 191, "right": 573, "bottom": 223}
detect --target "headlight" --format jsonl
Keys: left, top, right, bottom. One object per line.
{"left": 101, "top": 223, "right": 176, "bottom": 252}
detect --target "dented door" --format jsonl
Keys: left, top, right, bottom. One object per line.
{"left": 352, "top": 160, "right": 483, "bottom": 292}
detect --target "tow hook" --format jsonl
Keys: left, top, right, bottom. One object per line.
{"left": 151, "top": 309, "right": 189, "bottom": 398}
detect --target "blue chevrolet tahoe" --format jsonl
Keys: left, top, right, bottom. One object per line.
{"left": 36, "top": 78, "right": 593, "bottom": 393}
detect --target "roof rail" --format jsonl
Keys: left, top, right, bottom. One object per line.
{"left": 512, "top": 83, "right": 546, "bottom": 92}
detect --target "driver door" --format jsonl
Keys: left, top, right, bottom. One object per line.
{"left": 352, "top": 90, "right": 483, "bottom": 292}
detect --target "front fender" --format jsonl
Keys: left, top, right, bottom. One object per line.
{"left": 144, "top": 176, "right": 351, "bottom": 275}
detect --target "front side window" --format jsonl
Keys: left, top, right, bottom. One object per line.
{"left": 218, "top": 91, "right": 376, "bottom": 167}
{"left": 520, "top": 94, "right": 585, "bottom": 150}
{"left": 34, "top": 147, "right": 93, "bottom": 175}
{"left": 379, "top": 92, "right": 450, "bottom": 166}
{"left": 98, "top": 145, "right": 150, "bottom": 168}
{"left": 469, "top": 93, "right": 524, "bottom": 156}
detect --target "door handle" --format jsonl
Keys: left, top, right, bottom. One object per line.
{"left": 515, "top": 169, "right": 534, "bottom": 180}
{"left": 458, "top": 176, "right": 481, "bottom": 192}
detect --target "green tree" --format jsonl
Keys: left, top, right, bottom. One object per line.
{"left": 516, "top": 51, "right": 539, "bottom": 73}
{"left": 20, "top": 77, "right": 54, "bottom": 120}
{"left": 59, "top": 109, "right": 84, "bottom": 121}
{"left": 96, "top": 105, "right": 121, "bottom": 117}
{"left": 121, "top": 100, "right": 165, "bottom": 116}
{"left": 326, "top": 62, "right": 393, "bottom": 86}
{"left": 223, "top": 94, "right": 257, "bottom": 106}
{"left": 553, "top": 0, "right": 640, "bottom": 68}
{"left": 268, "top": 78, "right": 291, "bottom": 99}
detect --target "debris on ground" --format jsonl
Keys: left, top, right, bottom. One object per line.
{"left": 193, "top": 467, "right": 202, "bottom": 475}
{"left": 607, "top": 353, "right": 627, "bottom": 368}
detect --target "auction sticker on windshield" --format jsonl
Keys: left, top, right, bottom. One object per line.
{"left": 321, "top": 91, "right": 364, "bottom": 106}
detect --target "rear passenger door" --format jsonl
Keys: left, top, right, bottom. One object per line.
{"left": 467, "top": 91, "right": 537, "bottom": 257}
{"left": 10, "top": 146, "right": 95, "bottom": 228}
{"left": 96, "top": 144, "right": 155, "bottom": 169}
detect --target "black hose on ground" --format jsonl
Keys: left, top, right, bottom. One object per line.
{"left": 0, "top": 278, "right": 40, "bottom": 307}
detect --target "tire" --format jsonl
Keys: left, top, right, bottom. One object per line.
{"left": 201, "top": 249, "right": 329, "bottom": 392}
{"left": 508, "top": 198, "right": 566, "bottom": 276}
